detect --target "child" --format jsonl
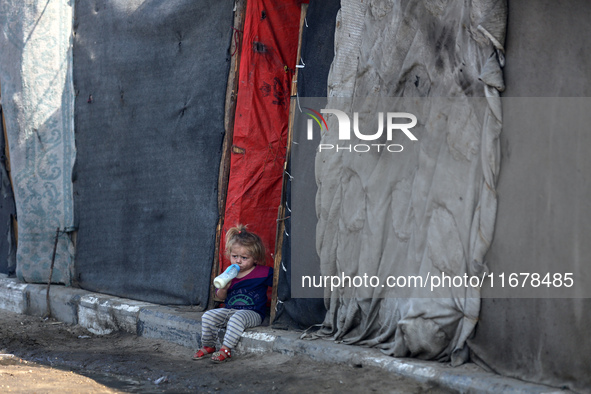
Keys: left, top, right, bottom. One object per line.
{"left": 192, "top": 225, "right": 273, "bottom": 363}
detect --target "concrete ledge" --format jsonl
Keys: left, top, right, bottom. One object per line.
{"left": 25, "top": 285, "right": 89, "bottom": 325}
{"left": 238, "top": 326, "right": 566, "bottom": 394}
{"left": 0, "top": 277, "right": 28, "bottom": 314}
{"left": 138, "top": 306, "right": 203, "bottom": 348}
{"left": 78, "top": 293, "right": 152, "bottom": 335}
{"left": 0, "top": 279, "right": 567, "bottom": 394}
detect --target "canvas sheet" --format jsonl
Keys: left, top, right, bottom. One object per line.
{"left": 468, "top": 1, "right": 591, "bottom": 391}
{"left": 72, "top": 0, "right": 234, "bottom": 305}
{"left": 307, "top": 0, "right": 506, "bottom": 366}
{"left": 0, "top": 0, "right": 75, "bottom": 284}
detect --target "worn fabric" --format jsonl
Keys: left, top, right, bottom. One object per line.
{"left": 468, "top": 1, "right": 591, "bottom": 391}
{"left": 72, "top": 0, "right": 234, "bottom": 305}
{"left": 312, "top": 0, "right": 505, "bottom": 366}
{"left": 220, "top": 0, "right": 304, "bottom": 272}
{"left": 0, "top": 0, "right": 76, "bottom": 284}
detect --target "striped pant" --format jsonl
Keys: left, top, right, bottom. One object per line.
{"left": 201, "top": 308, "right": 262, "bottom": 349}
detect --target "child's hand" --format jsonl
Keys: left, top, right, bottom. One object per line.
{"left": 215, "top": 281, "right": 232, "bottom": 301}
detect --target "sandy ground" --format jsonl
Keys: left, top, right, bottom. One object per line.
{"left": 0, "top": 309, "right": 453, "bottom": 393}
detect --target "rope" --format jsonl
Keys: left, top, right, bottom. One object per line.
{"left": 230, "top": 27, "right": 243, "bottom": 57}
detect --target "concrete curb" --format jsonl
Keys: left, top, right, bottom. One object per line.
{"left": 0, "top": 276, "right": 566, "bottom": 394}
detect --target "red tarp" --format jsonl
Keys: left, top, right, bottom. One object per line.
{"left": 221, "top": 0, "right": 304, "bottom": 272}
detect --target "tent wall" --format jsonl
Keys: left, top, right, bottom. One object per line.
{"left": 310, "top": 0, "right": 505, "bottom": 366}
{"left": 0, "top": 0, "right": 76, "bottom": 284}
{"left": 468, "top": 1, "right": 591, "bottom": 391}
{"left": 72, "top": 0, "right": 234, "bottom": 305}
{"left": 220, "top": 0, "right": 304, "bottom": 272}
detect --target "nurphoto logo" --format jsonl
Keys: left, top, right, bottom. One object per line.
{"left": 304, "top": 107, "right": 418, "bottom": 153}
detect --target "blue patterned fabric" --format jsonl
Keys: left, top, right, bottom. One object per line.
{"left": 0, "top": 0, "right": 75, "bottom": 284}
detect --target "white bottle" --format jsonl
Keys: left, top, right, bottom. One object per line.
{"left": 214, "top": 264, "right": 240, "bottom": 289}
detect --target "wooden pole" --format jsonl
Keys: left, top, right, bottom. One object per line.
{"left": 44, "top": 227, "right": 60, "bottom": 319}
{"left": 208, "top": 0, "right": 248, "bottom": 310}
{"left": 270, "top": 3, "right": 308, "bottom": 324}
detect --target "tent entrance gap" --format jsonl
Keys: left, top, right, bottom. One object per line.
{"left": 270, "top": 3, "right": 308, "bottom": 324}
{"left": 0, "top": 79, "right": 18, "bottom": 275}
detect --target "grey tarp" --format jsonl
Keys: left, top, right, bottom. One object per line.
{"left": 0, "top": 0, "right": 76, "bottom": 284}
{"left": 72, "top": 0, "right": 234, "bottom": 305}
{"left": 310, "top": 0, "right": 505, "bottom": 366}
{"left": 468, "top": 1, "right": 591, "bottom": 391}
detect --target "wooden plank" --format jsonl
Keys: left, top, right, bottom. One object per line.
{"left": 270, "top": 3, "right": 308, "bottom": 324}
{"left": 208, "top": 0, "right": 248, "bottom": 310}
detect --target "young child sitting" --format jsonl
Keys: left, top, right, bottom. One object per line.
{"left": 192, "top": 224, "right": 273, "bottom": 363}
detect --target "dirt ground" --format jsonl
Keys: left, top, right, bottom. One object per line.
{"left": 0, "top": 309, "right": 453, "bottom": 393}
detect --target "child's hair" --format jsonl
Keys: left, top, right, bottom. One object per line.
{"left": 225, "top": 224, "right": 266, "bottom": 264}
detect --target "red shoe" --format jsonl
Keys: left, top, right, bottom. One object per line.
{"left": 192, "top": 346, "right": 216, "bottom": 360}
{"left": 211, "top": 348, "right": 231, "bottom": 363}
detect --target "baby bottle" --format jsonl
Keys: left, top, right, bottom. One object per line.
{"left": 214, "top": 264, "right": 240, "bottom": 289}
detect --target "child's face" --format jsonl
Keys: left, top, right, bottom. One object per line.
{"left": 230, "top": 244, "right": 256, "bottom": 272}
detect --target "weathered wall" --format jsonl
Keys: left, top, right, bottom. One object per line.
{"left": 469, "top": 1, "right": 591, "bottom": 391}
